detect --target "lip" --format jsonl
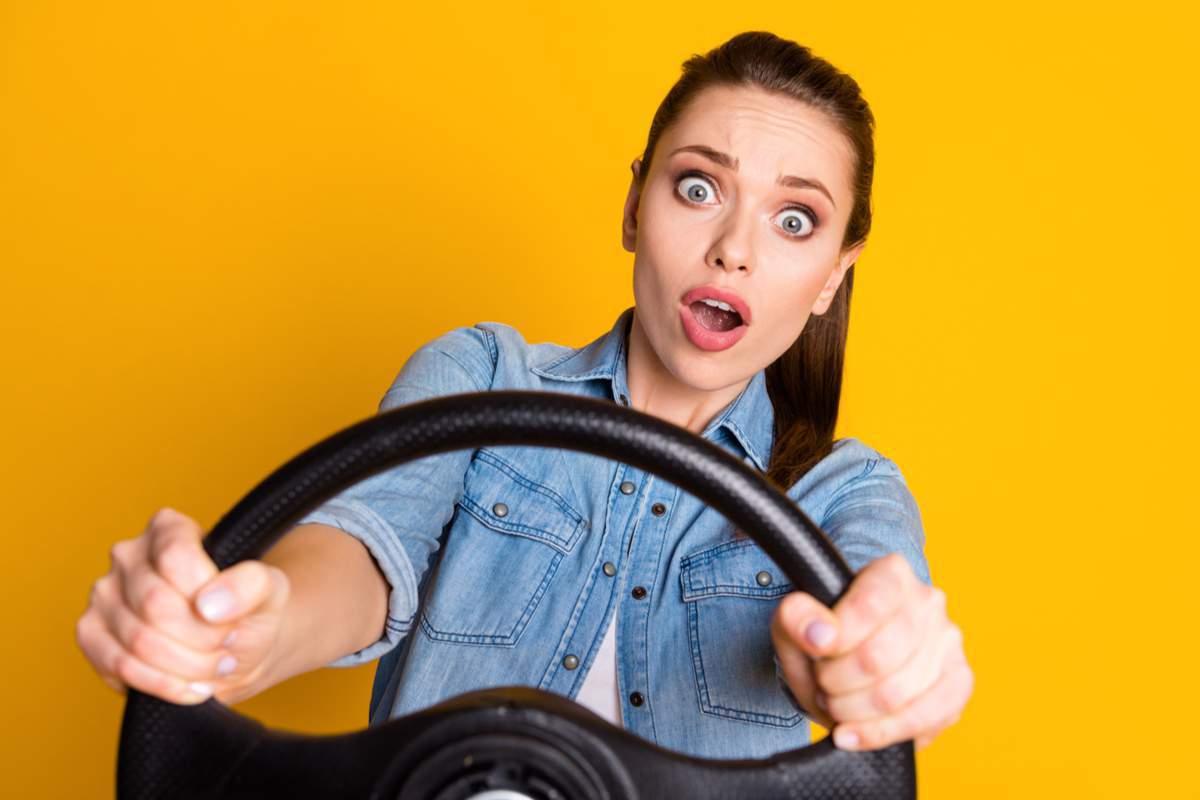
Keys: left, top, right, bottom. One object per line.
{"left": 680, "top": 285, "right": 752, "bottom": 325}
{"left": 679, "top": 304, "right": 749, "bottom": 352}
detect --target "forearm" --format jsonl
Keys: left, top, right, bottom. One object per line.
{"left": 246, "top": 523, "right": 390, "bottom": 697}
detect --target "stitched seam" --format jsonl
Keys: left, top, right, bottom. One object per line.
{"left": 686, "top": 596, "right": 803, "bottom": 727}
{"left": 476, "top": 325, "right": 499, "bottom": 368}
{"left": 420, "top": 550, "right": 563, "bottom": 646}
{"left": 474, "top": 449, "right": 581, "bottom": 518}
{"left": 458, "top": 496, "right": 579, "bottom": 554}
{"left": 429, "top": 347, "right": 488, "bottom": 393}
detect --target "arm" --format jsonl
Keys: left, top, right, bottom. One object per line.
{"left": 237, "top": 523, "right": 391, "bottom": 700}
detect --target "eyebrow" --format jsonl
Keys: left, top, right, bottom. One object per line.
{"left": 668, "top": 144, "right": 837, "bottom": 210}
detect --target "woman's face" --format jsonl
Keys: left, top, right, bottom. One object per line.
{"left": 623, "top": 83, "right": 865, "bottom": 392}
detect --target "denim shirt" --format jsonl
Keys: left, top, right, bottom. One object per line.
{"left": 293, "top": 306, "right": 930, "bottom": 760}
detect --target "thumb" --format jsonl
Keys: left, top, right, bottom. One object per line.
{"left": 777, "top": 590, "right": 841, "bottom": 660}
{"left": 193, "top": 561, "right": 288, "bottom": 625}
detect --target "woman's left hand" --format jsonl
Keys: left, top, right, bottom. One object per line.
{"left": 769, "top": 553, "right": 973, "bottom": 751}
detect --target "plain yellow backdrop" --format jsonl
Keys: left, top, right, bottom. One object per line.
{"left": 2, "top": 1, "right": 1197, "bottom": 796}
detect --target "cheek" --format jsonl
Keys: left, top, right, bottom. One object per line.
{"left": 638, "top": 194, "right": 703, "bottom": 267}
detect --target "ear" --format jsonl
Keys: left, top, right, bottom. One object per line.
{"left": 621, "top": 158, "right": 643, "bottom": 253}
{"left": 811, "top": 240, "right": 866, "bottom": 316}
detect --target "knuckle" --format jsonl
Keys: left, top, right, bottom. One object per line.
{"left": 140, "top": 582, "right": 179, "bottom": 623}
{"left": 113, "top": 653, "right": 138, "bottom": 685}
{"left": 883, "top": 552, "right": 908, "bottom": 576}
{"left": 945, "top": 622, "right": 965, "bottom": 652}
{"left": 857, "top": 639, "right": 885, "bottom": 677}
{"left": 127, "top": 622, "right": 157, "bottom": 661}
{"left": 108, "top": 538, "right": 133, "bottom": 568}
{"left": 929, "top": 586, "right": 947, "bottom": 612}
{"left": 874, "top": 676, "right": 908, "bottom": 714}
{"left": 75, "top": 613, "right": 96, "bottom": 649}
{"left": 154, "top": 541, "right": 190, "bottom": 576}
{"left": 90, "top": 574, "right": 112, "bottom": 606}
{"left": 851, "top": 587, "right": 886, "bottom": 621}
{"left": 150, "top": 507, "right": 176, "bottom": 529}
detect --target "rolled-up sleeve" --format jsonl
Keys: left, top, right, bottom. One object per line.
{"left": 820, "top": 456, "right": 930, "bottom": 585}
{"left": 292, "top": 325, "right": 497, "bottom": 667}
{"left": 773, "top": 455, "right": 930, "bottom": 709}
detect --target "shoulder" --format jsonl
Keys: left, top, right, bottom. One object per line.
{"left": 404, "top": 320, "right": 576, "bottom": 393}
{"left": 786, "top": 437, "right": 920, "bottom": 529}
{"left": 787, "top": 436, "right": 929, "bottom": 582}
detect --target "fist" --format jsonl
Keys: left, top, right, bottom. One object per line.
{"left": 75, "top": 507, "right": 290, "bottom": 706}
{"left": 770, "top": 553, "right": 973, "bottom": 751}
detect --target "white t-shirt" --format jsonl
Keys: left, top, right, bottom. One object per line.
{"left": 574, "top": 614, "right": 622, "bottom": 726}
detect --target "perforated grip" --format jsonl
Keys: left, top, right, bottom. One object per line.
{"left": 117, "top": 390, "right": 916, "bottom": 798}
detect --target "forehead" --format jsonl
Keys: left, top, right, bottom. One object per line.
{"left": 659, "top": 83, "right": 854, "bottom": 200}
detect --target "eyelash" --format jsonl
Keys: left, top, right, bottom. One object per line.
{"left": 672, "top": 169, "right": 820, "bottom": 238}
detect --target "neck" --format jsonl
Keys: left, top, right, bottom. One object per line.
{"left": 625, "top": 308, "right": 749, "bottom": 435}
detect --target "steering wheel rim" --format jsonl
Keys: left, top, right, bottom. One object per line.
{"left": 117, "top": 390, "right": 916, "bottom": 799}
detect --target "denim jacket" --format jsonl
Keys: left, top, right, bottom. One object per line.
{"left": 293, "top": 306, "right": 930, "bottom": 760}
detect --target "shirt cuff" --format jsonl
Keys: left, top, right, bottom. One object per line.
{"left": 294, "top": 498, "right": 419, "bottom": 667}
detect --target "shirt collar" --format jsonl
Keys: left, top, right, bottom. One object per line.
{"left": 530, "top": 306, "right": 775, "bottom": 472}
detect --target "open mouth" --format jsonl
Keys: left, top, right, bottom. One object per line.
{"left": 688, "top": 299, "right": 744, "bottom": 332}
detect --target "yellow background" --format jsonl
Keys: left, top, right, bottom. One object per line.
{"left": 2, "top": 1, "right": 1196, "bottom": 796}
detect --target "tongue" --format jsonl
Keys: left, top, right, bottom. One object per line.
{"left": 690, "top": 301, "right": 742, "bottom": 332}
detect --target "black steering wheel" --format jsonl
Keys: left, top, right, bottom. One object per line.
{"left": 116, "top": 390, "right": 916, "bottom": 799}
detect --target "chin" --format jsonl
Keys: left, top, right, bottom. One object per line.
{"left": 666, "top": 351, "right": 753, "bottom": 393}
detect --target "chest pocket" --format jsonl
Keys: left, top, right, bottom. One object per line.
{"left": 420, "top": 447, "right": 588, "bottom": 646}
{"left": 680, "top": 538, "right": 805, "bottom": 727}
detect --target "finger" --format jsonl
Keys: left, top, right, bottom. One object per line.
{"left": 118, "top": 559, "right": 233, "bottom": 651}
{"left": 817, "top": 585, "right": 946, "bottom": 696}
{"left": 823, "top": 603, "right": 950, "bottom": 723}
{"left": 195, "top": 560, "right": 288, "bottom": 625}
{"left": 828, "top": 553, "right": 916, "bottom": 656}
{"left": 147, "top": 507, "right": 218, "bottom": 597}
{"left": 774, "top": 591, "right": 841, "bottom": 660}
{"left": 98, "top": 591, "right": 236, "bottom": 682}
{"left": 79, "top": 606, "right": 214, "bottom": 703}
{"left": 770, "top": 599, "right": 834, "bottom": 727}
{"left": 832, "top": 641, "right": 974, "bottom": 752}
{"left": 76, "top": 606, "right": 129, "bottom": 694}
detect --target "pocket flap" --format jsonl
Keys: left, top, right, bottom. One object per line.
{"left": 458, "top": 448, "right": 587, "bottom": 554}
{"left": 680, "top": 538, "right": 794, "bottom": 601}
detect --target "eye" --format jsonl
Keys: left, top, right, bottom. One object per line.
{"left": 776, "top": 207, "right": 818, "bottom": 239}
{"left": 675, "top": 171, "right": 718, "bottom": 205}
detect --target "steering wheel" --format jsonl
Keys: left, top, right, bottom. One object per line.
{"left": 116, "top": 390, "right": 916, "bottom": 799}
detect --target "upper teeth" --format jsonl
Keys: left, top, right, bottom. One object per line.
{"left": 702, "top": 298, "right": 736, "bottom": 313}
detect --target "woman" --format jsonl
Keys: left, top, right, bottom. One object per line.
{"left": 76, "top": 31, "right": 973, "bottom": 760}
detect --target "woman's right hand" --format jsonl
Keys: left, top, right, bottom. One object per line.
{"left": 75, "top": 506, "right": 291, "bottom": 706}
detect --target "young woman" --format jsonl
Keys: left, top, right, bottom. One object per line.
{"left": 76, "top": 31, "right": 973, "bottom": 761}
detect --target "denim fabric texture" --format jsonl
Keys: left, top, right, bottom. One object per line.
{"left": 293, "top": 305, "right": 930, "bottom": 760}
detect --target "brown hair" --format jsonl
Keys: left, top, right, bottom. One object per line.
{"left": 634, "top": 31, "right": 877, "bottom": 492}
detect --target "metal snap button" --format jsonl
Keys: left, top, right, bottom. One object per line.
{"left": 602, "top": 562, "right": 617, "bottom": 577}
{"left": 629, "top": 691, "right": 644, "bottom": 707}
{"left": 492, "top": 502, "right": 508, "bottom": 518}
{"left": 651, "top": 502, "right": 666, "bottom": 516}
{"left": 631, "top": 586, "right": 647, "bottom": 600}
{"left": 619, "top": 481, "right": 635, "bottom": 495}
{"left": 755, "top": 570, "right": 773, "bottom": 587}
{"left": 562, "top": 654, "right": 579, "bottom": 670}
{"left": 619, "top": 393, "right": 629, "bottom": 405}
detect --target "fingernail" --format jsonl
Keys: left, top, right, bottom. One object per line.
{"left": 834, "top": 728, "right": 860, "bottom": 750}
{"left": 216, "top": 654, "right": 237, "bottom": 677}
{"left": 188, "top": 681, "right": 213, "bottom": 699}
{"left": 222, "top": 629, "right": 238, "bottom": 648}
{"left": 197, "top": 587, "right": 234, "bottom": 622}
{"left": 805, "top": 620, "right": 836, "bottom": 650}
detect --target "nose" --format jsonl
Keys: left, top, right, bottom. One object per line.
{"left": 706, "top": 208, "right": 754, "bottom": 274}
